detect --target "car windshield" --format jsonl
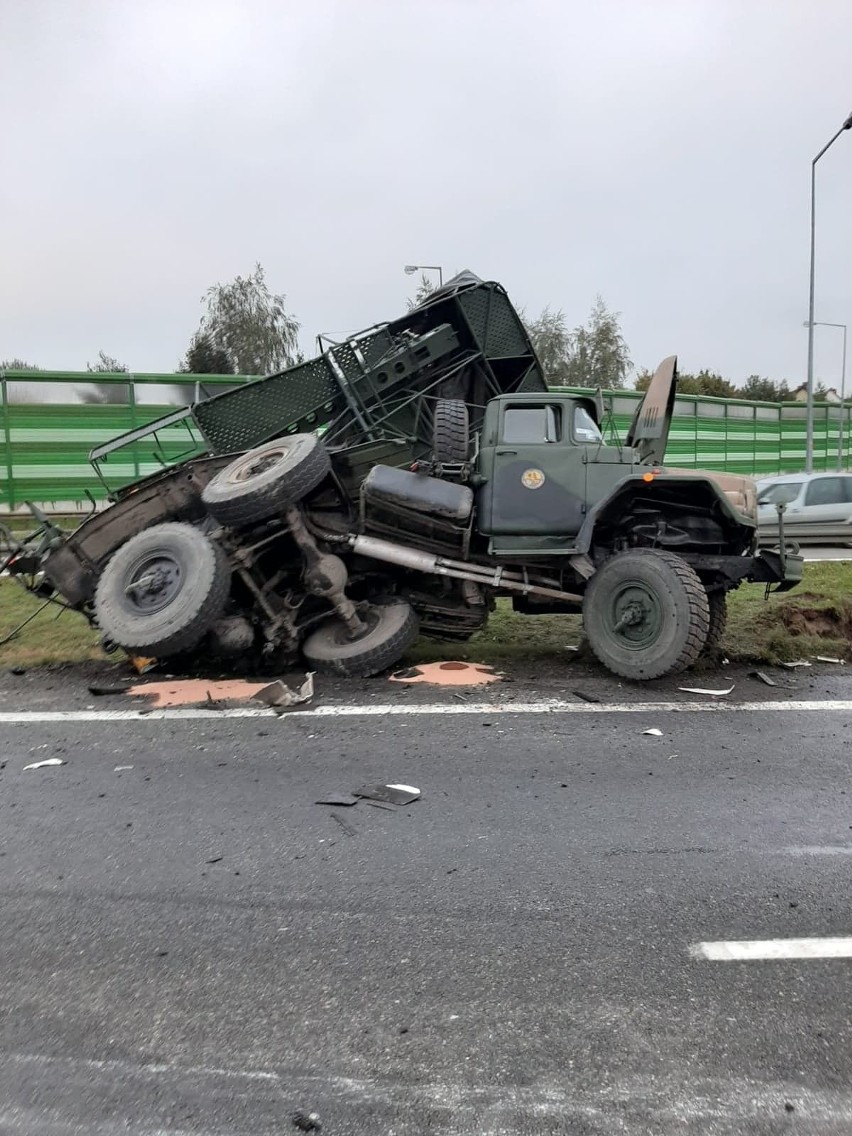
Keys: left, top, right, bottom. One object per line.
{"left": 757, "top": 482, "right": 801, "bottom": 505}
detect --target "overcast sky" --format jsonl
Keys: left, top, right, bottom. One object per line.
{"left": 2, "top": 0, "right": 851, "bottom": 389}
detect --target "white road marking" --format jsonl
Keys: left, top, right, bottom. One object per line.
{"left": 691, "top": 937, "right": 852, "bottom": 961}
{"left": 782, "top": 846, "right": 852, "bottom": 856}
{"left": 1, "top": 698, "right": 852, "bottom": 724}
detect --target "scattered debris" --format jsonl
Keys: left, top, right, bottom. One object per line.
{"left": 642, "top": 728, "right": 663, "bottom": 737}
{"left": 88, "top": 684, "right": 133, "bottom": 696}
{"left": 815, "top": 656, "right": 845, "bottom": 665}
{"left": 677, "top": 684, "right": 735, "bottom": 697}
{"left": 750, "top": 671, "right": 777, "bottom": 687}
{"left": 315, "top": 793, "right": 360, "bottom": 807}
{"left": 129, "top": 656, "right": 157, "bottom": 675}
{"left": 126, "top": 678, "right": 274, "bottom": 708}
{"left": 255, "top": 673, "right": 314, "bottom": 709}
{"left": 564, "top": 645, "right": 580, "bottom": 652}
{"left": 292, "top": 1110, "right": 322, "bottom": 1133}
{"left": 330, "top": 812, "right": 357, "bottom": 837}
{"left": 9, "top": 666, "right": 26, "bottom": 676}
{"left": 721, "top": 657, "right": 730, "bottom": 666}
{"left": 23, "top": 758, "right": 65, "bottom": 770}
{"left": 572, "top": 689, "right": 601, "bottom": 704}
{"left": 114, "top": 765, "right": 134, "bottom": 772}
{"left": 779, "top": 659, "right": 812, "bottom": 669}
{"left": 205, "top": 855, "right": 224, "bottom": 864}
{"left": 390, "top": 661, "right": 501, "bottom": 686}
{"left": 355, "top": 783, "right": 421, "bottom": 806}
{"left": 364, "top": 800, "right": 396, "bottom": 811}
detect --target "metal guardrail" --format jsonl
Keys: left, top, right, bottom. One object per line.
{"left": 1, "top": 371, "right": 850, "bottom": 512}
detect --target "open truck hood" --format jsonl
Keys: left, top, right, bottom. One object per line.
{"left": 626, "top": 355, "right": 677, "bottom": 466}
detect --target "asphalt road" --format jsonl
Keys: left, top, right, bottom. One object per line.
{"left": 3, "top": 701, "right": 852, "bottom": 1135}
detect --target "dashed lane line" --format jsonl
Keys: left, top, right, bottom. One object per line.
{"left": 691, "top": 937, "right": 852, "bottom": 961}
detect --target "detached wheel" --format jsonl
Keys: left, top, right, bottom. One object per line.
{"left": 583, "top": 549, "right": 710, "bottom": 680}
{"left": 432, "top": 399, "right": 470, "bottom": 463}
{"left": 94, "top": 522, "right": 230, "bottom": 657}
{"left": 202, "top": 434, "right": 331, "bottom": 527}
{"left": 701, "top": 590, "right": 727, "bottom": 657}
{"left": 302, "top": 601, "right": 419, "bottom": 678}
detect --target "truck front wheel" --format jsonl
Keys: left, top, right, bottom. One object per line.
{"left": 583, "top": 549, "right": 710, "bottom": 681}
{"left": 302, "top": 601, "right": 419, "bottom": 678}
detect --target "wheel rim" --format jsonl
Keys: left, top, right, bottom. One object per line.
{"left": 230, "top": 444, "right": 291, "bottom": 484}
{"left": 123, "top": 550, "right": 184, "bottom": 614}
{"left": 324, "top": 606, "right": 380, "bottom": 646}
{"left": 604, "top": 579, "right": 664, "bottom": 651}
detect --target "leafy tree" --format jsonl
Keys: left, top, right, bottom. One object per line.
{"left": 199, "top": 262, "right": 299, "bottom": 375}
{"left": 524, "top": 306, "right": 573, "bottom": 384}
{"left": 0, "top": 358, "right": 40, "bottom": 371}
{"left": 406, "top": 273, "right": 438, "bottom": 312}
{"left": 635, "top": 368, "right": 736, "bottom": 398}
{"left": 179, "top": 331, "right": 235, "bottom": 376}
{"left": 738, "top": 375, "right": 790, "bottom": 402}
{"left": 563, "top": 296, "right": 631, "bottom": 389}
{"left": 79, "top": 350, "right": 129, "bottom": 404}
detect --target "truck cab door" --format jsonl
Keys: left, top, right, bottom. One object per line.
{"left": 477, "top": 401, "right": 586, "bottom": 536}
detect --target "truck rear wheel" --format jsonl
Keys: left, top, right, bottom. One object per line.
{"left": 94, "top": 522, "right": 230, "bottom": 657}
{"left": 302, "top": 601, "right": 419, "bottom": 678}
{"left": 432, "top": 399, "right": 470, "bottom": 463}
{"left": 583, "top": 549, "right": 710, "bottom": 680}
{"left": 201, "top": 434, "right": 331, "bottom": 527}
{"left": 701, "top": 590, "right": 727, "bottom": 657}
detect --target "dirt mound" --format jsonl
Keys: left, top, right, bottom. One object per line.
{"left": 779, "top": 601, "right": 852, "bottom": 642}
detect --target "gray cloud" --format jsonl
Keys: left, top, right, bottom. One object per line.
{"left": 2, "top": 0, "right": 851, "bottom": 390}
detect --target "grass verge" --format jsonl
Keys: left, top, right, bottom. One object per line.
{"left": 1, "top": 563, "right": 849, "bottom": 673}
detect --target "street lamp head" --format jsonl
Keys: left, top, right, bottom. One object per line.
{"left": 843, "top": 110, "right": 852, "bottom": 131}
{"left": 403, "top": 265, "right": 418, "bottom": 276}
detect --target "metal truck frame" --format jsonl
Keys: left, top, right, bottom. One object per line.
{"left": 2, "top": 272, "right": 803, "bottom": 681}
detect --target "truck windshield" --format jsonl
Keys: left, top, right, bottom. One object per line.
{"left": 573, "top": 405, "right": 602, "bottom": 443}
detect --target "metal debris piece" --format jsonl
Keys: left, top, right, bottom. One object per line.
{"left": 677, "top": 684, "right": 735, "bottom": 696}
{"left": 642, "top": 728, "right": 663, "bottom": 737}
{"left": 292, "top": 1110, "right": 322, "bottom": 1133}
{"left": 205, "top": 855, "right": 223, "bottom": 864}
{"left": 750, "top": 670, "right": 777, "bottom": 687}
{"left": 572, "top": 689, "right": 601, "bottom": 704}
{"left": 114, "top": 765, "right": 134, "bottom": 771}
{"left": 354, "top": 783, "right": 421, "bottom": 806}
{"left": 315, "top": 793, "right": 360, "bottom": 807}
{"left": 780, "top": 660, "right": 812, "bottom": 669}
{"left": 365, "top": 800, "right": 396, "bottom": 811}
{"left": 815, "top": 656, "right": 845, "bottom": 665}
{"left": 330, "top": 812, "right": 357, "bottom": 836}
{"left": 23, "top": 758, "right": 65, "bottom": 770}
{"left": 255, "top": 672, "right": 315, "bottom": 708}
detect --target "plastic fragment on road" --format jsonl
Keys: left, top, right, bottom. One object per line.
{"left": 330, "top": 812, "right": 357, "bottom": 837}
{"left": 126, "top": 678, "right": 274, "bottom": 708}
{"left": 23, "top": 758, "right": 65, "bottom": 770}
{"left": 390, "top": 661, "right": 501, "bottom": 686}
{"left": 780, "top": 660, "right": 812, "bottom": 669}
{"left": 572, "top": 689, "right": 601, "bottom": 704}
{"left": 750, "top": 671, "right": 777, "bottom": 687}
{"left": 292, "top": 1110, "right": 322, "bottom": 1133}
{"left": 642, "top": 728, "right": 663, "bottom": 737}
{"left": 677, "top": 684, "right": 735, "bottom": 696}
{"left": 255, "top": 673, "right": 314, "bottom": 709}
{"left": 815, "top": 656, "right": 845, "bottom": 665}
{"left": 114, "top": 765, "right": 134, "bottom": 771}
{"left": 315, "top": 793, "right": 360, "bottom": 807}
{"left": 355, "top": 783, "right": 421, "bottom": 805}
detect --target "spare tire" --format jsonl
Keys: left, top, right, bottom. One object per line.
{"left": 302, "top": 601, "right": 419, "bottom": 678}
{"left": 432, "top": 399, "right": 470, "bottom": 463}
{"left": 94, "top": 522, "right": 230, "bottom": 657}
{"left": 202, "top": 434, "right": 331, "bottom": 527}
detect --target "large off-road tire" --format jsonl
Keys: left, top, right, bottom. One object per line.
{"left": 94, "top": 522, "right": 230, "bottom": 657}
{"left": 201, "top": 434, "right": 331, "bottom": 527}
{"left": 302, "top": 601, "right": 419, "bottom": 678}
{"left": 700, "top": 590, "right": 728, "bottom": 657}
{"left": 583, "top": 549, "right": 710, "bottom": 681}
{"left": 432, "top": 399, "right": 470, "bottom": 463}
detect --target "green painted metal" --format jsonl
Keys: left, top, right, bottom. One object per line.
{"left": 2, "top": 371, "right": 851, "bottom": 513}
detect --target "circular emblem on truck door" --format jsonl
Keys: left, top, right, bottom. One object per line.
{"left": 521, "top": 468, "right": 546, "bottom": 489}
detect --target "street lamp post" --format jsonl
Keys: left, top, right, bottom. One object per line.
{"left": 404, "top": 264, "right": 444, "bottom": 288}
{"left": 805, "top": 110, "right": 852, "bottom": 473}
{"left": 803, "top": 320, "right": 848, "bottom": 470}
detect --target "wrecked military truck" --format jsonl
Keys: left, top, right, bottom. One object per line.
{"left": 3, "top": 272, "right": 802, "bottom": 681}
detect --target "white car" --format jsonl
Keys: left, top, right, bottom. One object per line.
{"left": 757, "top": 472, "right": 852, "bottom": 544}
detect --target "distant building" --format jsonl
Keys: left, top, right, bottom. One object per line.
{"left": 789, "top": 383, "right": 842, "bottom": 403}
